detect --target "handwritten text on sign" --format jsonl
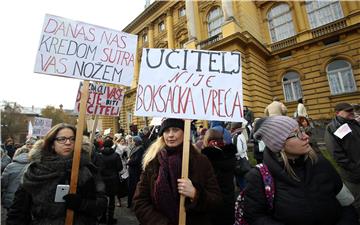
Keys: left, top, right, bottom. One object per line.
{"left": 75, "top": 82, "right": 125, "bottom": 116}
{"left": 33, "top": 117, "right": 52, "bottom": 137}
{"left": 34, "top": 14, "right": 137, "bottom": 86}
{"left": 135, "top": 48, "right": 243, "bottom": 122}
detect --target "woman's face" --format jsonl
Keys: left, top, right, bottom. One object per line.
{"left": 53, "top": 128, "right": 75, "bottom": 157}
{"left": 163, "top": 127, "right": 184, "bottom": 148}
{"left": 119, "top": 139, "right": 126, "bottom": 145}
{"left": 284, "top": 128, "right": 311, "bottom": 159}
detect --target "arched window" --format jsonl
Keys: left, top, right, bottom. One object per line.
{"left": 305, "top": 0, "right": 343, "bottom": 29}
{"left": 268, "top": 4, "right": 295, "bottom": 43}
{"left": 207, "top": 7, "right": 224, "bottom": 38}
{"left": 327, "top": 60, "right": 356, "bottom": 95}
{"left": 282, "top": 71, "right": 302, "bottom": 102}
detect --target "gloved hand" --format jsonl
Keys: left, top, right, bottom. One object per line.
{"left": 63, "top": 193, "right": 82, "bottom": 210}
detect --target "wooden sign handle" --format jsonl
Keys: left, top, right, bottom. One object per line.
{"left": 179, "top": 120, "right": 191, "bottom": 225}
{"left": 65, "top": 80, "right": 90, "bottom": 225}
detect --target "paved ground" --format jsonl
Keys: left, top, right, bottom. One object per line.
{"left": 1, "top": 197, "right": 139, "bottom": 225}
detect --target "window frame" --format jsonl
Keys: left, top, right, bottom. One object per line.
{"left": 305, "top": 0, "right": 344, "bottom": 29}
{"left": 267, "top": 3, "right": 296, "bottom": 43}
{"left": 207, "top": 6, "right": 224, "bottom": 38}
{"left": 282, "top": 71, "right": 303, "bottom": 102}
{"left": 179, "top": 7, "right": 186, "bottom": 17}
{"left": 158, "top": 21, "right": 165, "bottom": 32}
{"left": 326, "top": 60, "right": 357, "bottom": 95}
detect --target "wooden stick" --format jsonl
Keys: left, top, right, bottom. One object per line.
{"left": 179, "top": 120, "right": 191, "bottom": 225}
{"left": 65, "top": 80, "right": 90, "bottom": 225}
{"left": 89, "top": 115, "right": 99, "bottom": 146}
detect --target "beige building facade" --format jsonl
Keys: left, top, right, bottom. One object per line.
{"left": 102, "top": 1, "right": 360, "bottom": 133}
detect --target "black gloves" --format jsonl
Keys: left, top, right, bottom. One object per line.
{"left": 63, "top": 193, "right": 82, "bottom": 210}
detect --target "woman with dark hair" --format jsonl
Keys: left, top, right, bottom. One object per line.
{"left": 133, "top": 118, "right": 222, "bottom": 225}
{"left": 6, "top": 123, "right": 107, "bottom": 225}
{"left": 297, "top": 116, "right": 319, "bottom": 152}
{"left": 202, "top": 128, "right": 236, "bottom": 225}
{"left": 241, "top": 116, "right": 359, "bottom": 225}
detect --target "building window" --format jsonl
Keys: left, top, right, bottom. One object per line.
{"left": 267, "top": 3, "right": 295, "bottom": 43}
{"left": 305, "top": 0, "right": 343, "bottom": 29}
{"left": 142, "top": 34, "right": 148, "bottom": 43}
{"left": 327, "top": 60, "right": 356, "bottom": 95}
{"left": 207, "top": 6, "right": 224, "bottom": 38}
{"left": 159, "top": 21, "right": 165, "bottom": 32}
{"left": 179, "top": 7, "right": 186, "bottom": 17}
{"left": 282, "top": 71, "right": 302, "bottom": 102}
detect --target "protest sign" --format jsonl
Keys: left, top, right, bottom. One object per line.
{"left": 134, "top": 48, "right": 243, "bottom": 122}
{"left": 75, "top": 82, "right": 125, "bottom": 116}
{"left": 34, "top": 14, "right": 138, "bottom": 86}
{"left": 32, "top": 117, "right": 52, "bottom": 136}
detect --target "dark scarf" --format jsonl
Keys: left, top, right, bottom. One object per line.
{"left": 153, "top": 144, "right": 183, "bottom": 225}
{"left": 22, "top": 151, "right": 92, "bottom": 203}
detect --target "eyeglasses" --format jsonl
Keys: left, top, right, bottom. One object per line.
{"left": 55, "top": 136, "right": 76, "bottom": 144}
{"left": 287, "top": 129, "right": 307, "bottom": 140}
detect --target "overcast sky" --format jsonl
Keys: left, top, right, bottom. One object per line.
{"left": 0, "top": 0, "right": 145, "bottom": 109}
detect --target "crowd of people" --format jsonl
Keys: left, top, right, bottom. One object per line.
{"left": 1, "top": 99, "right": 360, "bottom": 225}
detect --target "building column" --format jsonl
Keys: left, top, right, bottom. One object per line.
{"left": 185, "top": 0, "right": 197, "bottom": 40}
{"left": 131, "top": 38, "right": 141, "bottom": 89}
{"left": 293, "top": 2, "right": 306, "bottom": 32}
{"left": 222, "top": 0, "right": 234, "bottom": 21}
{"left": 166, "top": 9, "right": 175, "bottom": 49}
{"left": 148, "top": 23, "right": 154, "bottom": 48}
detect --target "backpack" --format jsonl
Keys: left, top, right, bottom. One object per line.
{"left": 234, "top": 163, "right": 274, "bottom": 225}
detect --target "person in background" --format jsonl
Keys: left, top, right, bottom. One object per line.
{"left": 1, "top": 147, "right": 11, "bottom": 173}
{"left": 113, "top": 136, "right": 130, "bottom": 207}
{"left": 297, "top": 116, "right": 319, "bottom": 152}
{"left": 127, "top": 136, "right": 145, "bottom": 209}
{"left": 251, "top": 118, "right": 266, "bottom": 164}
{"left": 353, "top": 104, "right": 360, "bottom": 123}
{"left": 202, "top": 128, "right": 237, "bottom": 225}
{"left": 325, "top": 103, "right": 360, "bottom": 217}
{"left": 98, "top": 138, "right": 123, "bottom": 225}
{"left": 244, "top": 106, "right": 254, "bottom": 137}
{"left": 242, "top": 115, "right": 359, "bottom": 225}
{"left": 1, "top": 145, "right": 30, "bottom": 210}
{"left": 295, "top": 98, "right": 308, "bottom": 118}
{"left": 210, "top": 120, "right": 232, "bottom": 144}
{"left": 264, "top": 97, "right": 287, "bottom": 117}
{"left": 6, "top": 123, "right": 107, "bottom": 225}
{"left": 133, "top": 118, "right": 222, "bottom": 225}
{"left": 3, "top": 137, "right": 16, "bottom": 159}
{"left": 194, "top": 127, "right": 208, "bottom": 150}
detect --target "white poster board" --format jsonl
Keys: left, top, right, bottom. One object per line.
{"left": 34, "top": 14, "right": 138, "bottom": 86}
{"left": 135, "top": 48, "right": 243, "bottom": 122}
{"left": 75, "top": 82, "right": 125, "bottom": 116}
{"left": 33, "top": 117, "right": 53, "bottom": 136}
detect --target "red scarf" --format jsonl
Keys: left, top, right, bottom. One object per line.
{"left": 153, "top": 145, "right": 182, "bottom": 225}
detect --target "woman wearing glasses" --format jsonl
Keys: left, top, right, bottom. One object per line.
{"left": 6, "top": 123, "right": 107, "bottom": 225}
{"left": 240, "top": 116, "right": 359, "bottom": 225}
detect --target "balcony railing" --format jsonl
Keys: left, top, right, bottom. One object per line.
{"left": 311, "top": 18, "right": 347, "bottom": 38}
{"left": 269, "top": 36, "right": 297, "bottom": 51}
{"left": 197, "top": 33, "right": 223, "bottom": 49}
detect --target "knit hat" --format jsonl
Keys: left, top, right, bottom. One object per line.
{"left": 254, "top": 116, "right": 298, "bottom": 152}
{"left": 159, "top": 118, "right": 184, "bottom": 136}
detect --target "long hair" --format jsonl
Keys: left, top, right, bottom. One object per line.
{"left": 142, "top": 136, "right": 166, "bottom": 171}
{"left": 43, "top": 123, "right": 76, "bottom": 154}
{"left": 279, "top": 147, "right": 318, "bottom": 181}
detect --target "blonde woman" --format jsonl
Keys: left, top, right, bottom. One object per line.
{"left": 242, "top": 116, "right": 358, "bottom": 225}
{"left": 133, "top": 118, "right": 222, "bottom": 225}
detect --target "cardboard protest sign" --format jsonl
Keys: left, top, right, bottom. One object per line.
{"left": 134, "top": 48, "right": 243, "bottom": 122}
{"left": 32, "top": 117, "right": 52, "bottom": 136}
{"left": 75, "top": 82, "right": 125, "bottom": 116}
{"left": 34, "top": 14, "right": 137, "bottom": 86}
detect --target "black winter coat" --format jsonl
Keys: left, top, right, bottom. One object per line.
{"left": 202, "top": 144, "right": 236, "bottom": 225}
{"left": 98, "top": 147, "right": 123, "bottom": 196}
{"left": 128, "top": 145, "right": 145, "bottom": 193}
{"left": 325, "top": 116, "right": 360, "bottom": 183}
{"left": 243, "top": 148, "right": 359, "bottom": 225}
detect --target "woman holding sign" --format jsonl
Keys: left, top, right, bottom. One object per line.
{"left": 6, "top": 123, "right": 107, "bottom": 225}
{"left": 133, "top": 118, "right": 222, "bottom": 225}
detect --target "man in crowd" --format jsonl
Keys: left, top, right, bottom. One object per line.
{"left": 264, "top": 97, "right": 287, "bottom": 117}
{"left": 325, "top": 102, "right": 360, "bottom": 216}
